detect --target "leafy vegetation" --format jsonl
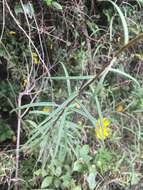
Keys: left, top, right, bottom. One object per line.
{"left": 0, "top": 0, "right": 143, "bottom": 189}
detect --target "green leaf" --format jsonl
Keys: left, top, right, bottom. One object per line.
{"left": 73, "top": 160, "right": 83, "bottom": 172}
{"left": 45, "top": 75, "right": 95, "bottom": 80}
{"left": 34, "top": 169, "right": 42, "bottom": 176}
{"left": 12, "top": 102, "right": 57, "bottom": 111}
{"left": 41, "top": 176, "right": 53, "bottom": 188}
{"left": 14, "top": 4, "right": 23, "bottom": 15}
{"left": 52, "top": 1, "right": 63, "bottom": 10}
{"left": 61, "top": 173, "right": 72, "bottom": 188}
{"left": 80, "top": 144, "right": 90, "bottom": 156}
{"left": 131, "top": 171, "right": 140, "bottom": 185}
{"left": 87, "top": 172, "right": 97, "bottom": 190}
{"left": 44, "top": 0, "right": 53, "bottom": 6}
{"left": 53, "top": 109, "right": 66, "bottom": 158}
{"left": 22, "top": 3, "right": 34, "bottom": 18}
{"left": 0, "top": 120, "right": 13, "bottom": 142}
{"left": 107, "top": 0, "right": 129, "bottom": 44}
{"left": 87, "top": 166, "right": 97, "bottom": 190}
{"left": 0, "top": 48, "right": 6, "bottom": 57}
{"left": 60, "top": 62, "right": 71, "bottom": 96}
{"left": 109, "top": 68, "right": 140, "bottom": 87}
{"left": 55, "top": 166, "right": 62, "bottom": 177}
{"left": 14, "top": 3, "right": 34, "bottom": 18}
{"left": 42, "top": 169, "right": 48, "bottom": 177}
{"left": 76, "top": 101, "right": 97, "bottom": 126}
{"left": 79, "top": 145, "right": 91, "bottom": 162}
{"left": 73, "top": 186, "right": 82, "bottom": 190}
{"left": 54, "top": 178, "right": 61, "bottom": 188}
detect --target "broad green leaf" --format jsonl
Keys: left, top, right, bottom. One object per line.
{"left": 80, "top": 145, "right": 91, "bottom": 163}
{"left": 87, "top": 165, "right": 97, "bottom": 190}
{"left": 87, "top": 172, "right": 97, "bottom": 190}
{"left": 41, "top": 176, "right": 53, "bottom": 188}
{"left": 42, "top": 169, "right": 48, "bottom": 177}
{"left": 54, "top": 178, "right": 61, "bottom": 188}
{"left": 73, "top": 160, "right": 83, "bottom": 172}
{"left": 61, "top": 173, "right": 72, "bottom": 188}
{"left": 34, "top": 169, "right": 42, "bottom": 176}
{"left": 14, "top": 4, "right": 23, "bottom": 15}
{"left": 55, "top": 166, "right": 62, "bottom": 177}
{"left": 80, "top": 145, "right": 89, "bottom": 156}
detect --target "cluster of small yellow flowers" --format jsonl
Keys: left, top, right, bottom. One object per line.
{"left": 95, "top": 117, "right": 111, "bottom": 140}
{"left": 32, "top": 52, "right": 40, "bottom": 64}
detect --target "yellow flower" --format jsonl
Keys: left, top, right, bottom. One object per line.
{"left": 32, "top": 52, "right": 40, "bottom": 64}
{"left": 95, "top": 117, "right": 111, "bottom": 140}
{"left": 8, "top": 31, "right": 16, "bottom": 36}
{"left": 32, "top": 52, "right": 38, "bottom": 58}
{"left": 42, "top": 107, "right": 52, "bottom": 113}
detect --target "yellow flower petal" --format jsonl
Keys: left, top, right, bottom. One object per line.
{"left": 96, "top": 117, "right": 110, "bottom": 128}
{"left": 95, "top": 117, "right": 111, "bottom": 140}
{"left": 32, "top": 52, "right": 38, "bottom": 58}
{"left": 33, "top": 57, "right": 40, "bottom": 64}
{"left": 95, "top": 126, "right": 110, "bottom": 140}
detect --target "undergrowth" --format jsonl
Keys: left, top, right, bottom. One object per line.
{"left": 0, "top": 0, "right": 143, "bottom": 189}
